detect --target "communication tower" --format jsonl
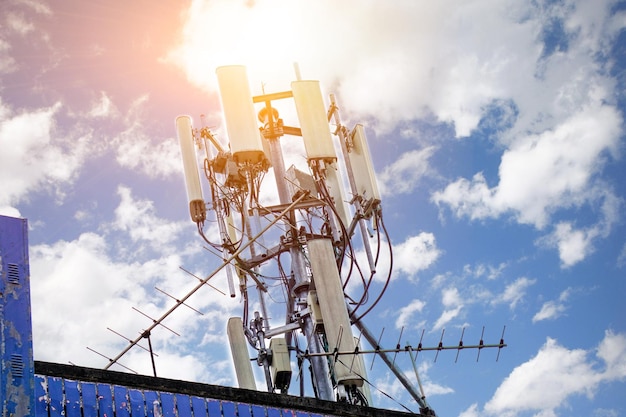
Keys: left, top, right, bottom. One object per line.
{"left": 170, "top": 65, "right": 505, "bottom": 415}
{"left": 177, "top": 64, "right": 393, "bottom": 406}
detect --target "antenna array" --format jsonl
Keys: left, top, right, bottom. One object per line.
{"left": 90, "top": 65, "right": 506, "bottom": 416}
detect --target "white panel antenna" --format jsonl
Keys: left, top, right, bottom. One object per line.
{"left": 307, "top": 238, "right": 364, "bottom": 387}
{"left": 216, "top": 65, "right": 265, "bottom": 164}
{"left": 227, "top": 317, "right": 257, "bottom": 390}
{"left": 175, "top": 115, "right": 206, "bottom": 223}
{"left": 291, "top": 80, "right": 336, "bottom": 161}
{"left": 348, "top": 124, "right": 381, "bottom": 217}
{"left": 323, "top": 162, "right": 351, "bottom": 228}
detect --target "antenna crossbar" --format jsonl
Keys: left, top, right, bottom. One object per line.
{"left": 300, "top": 342, "right": 507, "bottom": 358}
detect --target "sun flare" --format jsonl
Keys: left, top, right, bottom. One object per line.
{"left": 170, "top": 1, "right": 311, "bottom": 94}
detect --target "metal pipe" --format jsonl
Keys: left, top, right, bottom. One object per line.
{"left": 329, "top": 96, "right": 376, "bottom": 273}
{"left": 266, "top": 125, "right": 334, "bottom": 401}
{"left": 351, "top": 316, "right": 432, "bottom": 413}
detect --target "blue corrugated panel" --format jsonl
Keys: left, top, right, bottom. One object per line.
{"left": 81, "top": 382, "right": 99, "bottom": 417}
{"left": 97, "top": 383, "right": 114, "bottom": 417}
{"left": 295, "top": 412, "right": 310, "bottom": 417}
{"left": 206, "top": 399, "right": 221, "bottom": 417}
{"left": 159, "top": 392, "right": 177, "bottom": 417}
{"left": 266, "top": 406, "right": 282, "bottom": 417}
{"left": 34, "top": 375, "right": 48, "bottom": 417}
{"left": 114, "top": 385, "right": 130, "bottom": 417}
{"left": 267, "top": 407, "right": 282, "bottom": 417}
{"left": 144, "top": 390, "right": 160, "bottom": 417}
{"left": 237, "top": 402, "right": 252, "bottom": 417}
{"left": 191, "top": 396, "right": 208, "bottom": 417}
{"left": 47, "top": 376, "right": 64, "bottom": 417}
{"left": 65, "top": 380, "right": 82, "bottom": 417}
{"left": 175, "top": 394, "right": 192, "bottom": 417}
{"left": 129, "top": 389, "right": 146, "bottom": 417}
{"left": 221, "top": 400, "right": 236, "bottom": 417}
{"left": 251, "top": 404, "right": 266, "bottom": 417}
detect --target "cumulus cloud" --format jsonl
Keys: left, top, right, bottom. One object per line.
{"left": 0, "top": 101, "right": 92, "bottom": 208}
{"left": 483, "top": 331, "right": 626, "bottom": 417}
{"left": 538, "top": 191, "right": 621, "bottom": 268}
{"left": 392, "top": 232, "right": 441, "bottom": 279}
{"left": 433, "top": 103, "right": 622, "bottom": 228}
{"left": 378, "top": 147, "right": 436, "bottom": 196}
{"left": 432, "top": 287, "right": 464, "bottom": 330}
{"left": 426, "top": 0, "right": 624, "bottom": 267}
{"left": 533, "top": 288, "right": 572, "bottom": 323}
{"left": 29, "top": 188, "right": 237, "bottom": 382}
{"left": 112, "top": 185, "right": 187, "bottom": 254}
{"left": 167, "top": 1, "right": 548, "bottom": 135}
{"left": 396, "top": 299, "right": 426, "bottom": 330}
{"left": 113, "top": 95, "right": 183, "bottom": 179}
{"left": 491, "top": 277, "right": 536, "bottom": 310}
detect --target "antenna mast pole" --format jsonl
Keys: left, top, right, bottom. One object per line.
{"left": 262, "top": 96, "right": 335, "bottom": 400}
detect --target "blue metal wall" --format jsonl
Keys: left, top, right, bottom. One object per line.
{"left": 0, "top": 215, "right": 35, "bottom": 417}
{"left": 34, "top": 375, "right": 323, "bottom": 417}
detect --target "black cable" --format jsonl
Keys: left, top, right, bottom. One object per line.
{"left": 352, "top": 209, "right": 394, "bottom": 323}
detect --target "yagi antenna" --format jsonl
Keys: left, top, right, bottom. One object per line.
{"left": 455, "top": 327, "right": 466, "bottom": 363}
{"left": 86, "top": 346, "right": 137, "bottom": 374}
{"left": 93, "top": 193, "right": 309, "bottom": 372}
{"left": 154, "top": 286, "right": 204, "bottom": 316}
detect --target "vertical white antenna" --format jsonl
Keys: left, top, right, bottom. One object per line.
{"left": 348, "top": 124, "right": 381, "bottom": 209}
{"left": 176, "top": 115, "right": 206, "bottom": 223}
{"left": 216, "top": 66, "right": 265, "bottom": 164}
{"left": 291, "top": 80, "right": 337, "bottom": 161}
{"left": 307, "top": 238, "right": 364, "bottom": 386}
{"left": 293, "top": 62, "right": 302, "bottom": 81}
{"left": 227, "top": 317, "right": 257, "bottom": 390}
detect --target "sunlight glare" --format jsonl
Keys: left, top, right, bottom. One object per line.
{"left": 170, "top": 0, "right": 310, "bottom": 95}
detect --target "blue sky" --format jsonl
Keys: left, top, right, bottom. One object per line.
{"left": 1, "top": 1, "right": 625, "bottom": 416}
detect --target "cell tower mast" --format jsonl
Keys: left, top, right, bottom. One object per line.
{"left": 168, "top": 65, "right": 501, "bottom": 414}
{"left": 176, "top": 64, "right": 385, "bottom": 405}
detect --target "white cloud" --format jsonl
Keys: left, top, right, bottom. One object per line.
{"left": 392, "top": 232, "right": 441, "bottom": 279}
{"left": 492, "top": 277, "right": 536, "bottom": 310}
{"left": 416, "top": 361, "right": 454, "bottom": 397}
{"left": 88, "top": 91, "right": 116, "bottom": 118}
{"left": 112, "top": 185, "right": 187, "bottom": 254}
{"left": 618, "top": 243, "right": 626, "bottom": 268}
{"left": 538, "top": 191, "right": 622, "bottom": 268}
{"left": 378, "top": 147, "right": 436, "bottom": 196}
{"left": 433, "top": 103, "right": 622, "bottom": 229}
{"left": 396, "top": 299, "right": 426, "bottom": 330}
{"left": 459, "top": 403, "right": 480, "bottom": 417}
{"left": 113, "top": 96, "right": 183, "bottom": 179}
{"left": 167, "top": 1, "right": 548, "bottom": 135}
{"left": 432, "top": 306, "right": 462, "bottom": 331}
{"left": 483, "top": 331, "right": 626, "bottom": 417}
{"left": 533, "top": 301, "right": 566, "bottom": 323}
{"left": 441, "top": 287, "right": 462, "bottom": 308}
{"left": 0, "top": 38, "right": 17, "bottom": 73}
{"left": 432, "top": 287, "right": 464, "bottom": 330}
{"left": 0, "top": 101, "right": 92, "bottom": 208}
{"left": 29, "top": 187, "right": 238, "bottom": 382}
{"left": 596, "top": 330, "right": 626, "bottom": 379}
{"left": 6, "top": 12, "right": 35, "bottom": 35}
{"left": 547, "top": 222, "right": 595, "bottom": 268}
